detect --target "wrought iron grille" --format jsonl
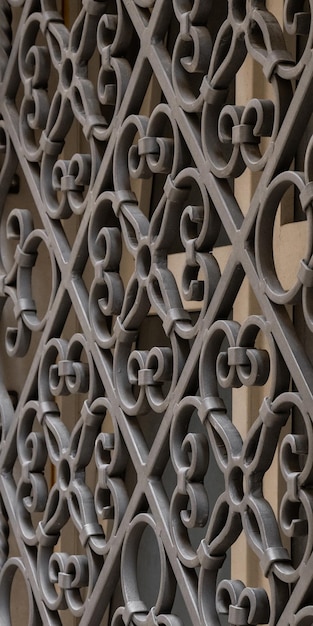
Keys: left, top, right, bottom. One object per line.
{"left": 1, "top": 0, "right": 313, "bottom": 624}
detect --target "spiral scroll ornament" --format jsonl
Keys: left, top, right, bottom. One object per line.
{"left": 0, "top": 1, "right": 313, "bottom": 625}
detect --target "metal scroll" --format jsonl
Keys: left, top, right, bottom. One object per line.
{"left": 0, "top": 1, "right": 313, "bottom": 624}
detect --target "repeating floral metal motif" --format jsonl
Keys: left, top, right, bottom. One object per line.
{"left": 0, "top": 0, "right": 313, "bottom": 624}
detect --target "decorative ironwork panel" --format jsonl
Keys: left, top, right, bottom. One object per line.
{"left": 0, "top": 1, "right": 313, "bottom": 624}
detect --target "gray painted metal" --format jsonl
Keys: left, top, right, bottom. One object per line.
{"left": 0, "top": 0, "right": 312, "bottom": 624}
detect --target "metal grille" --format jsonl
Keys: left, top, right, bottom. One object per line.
{"left": 0, "top": 1, "right": 313, "bottom": 624}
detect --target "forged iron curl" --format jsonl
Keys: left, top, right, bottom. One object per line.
{"left": 0, "top": 1, "right": 313, "bottom": 625}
